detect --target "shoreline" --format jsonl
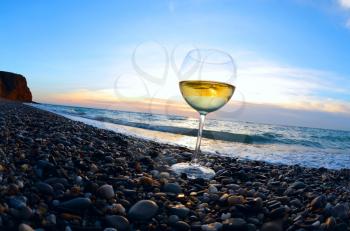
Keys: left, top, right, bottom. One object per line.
{"left": 29, "top": 102, "right": 350, "bottom": 171}
{"left": 0, "top": 100, "right": 349, "bottom": 230}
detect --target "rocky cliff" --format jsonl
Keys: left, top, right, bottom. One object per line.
{"left": 0, "top": 71, "right": 32, "bottom": 102}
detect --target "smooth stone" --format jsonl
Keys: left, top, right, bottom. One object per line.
{"left": 45, "top": 177, "right": 68, "bottom": 186}
{"left": 202, "top": 222, "right": 223, "bottom": 231}
{"left": 221, "top": 212, "right": 231, "bottom": 220}
{"left": 261, "top": 222, "right": 283, "bottom": 231}
{"left": 163, "top": 183, "right": 182, "bottom": 194}
{"left": 58, "top": 197, "right": 92, "bottom": 213}
{"left": 251, "top": 197, "right": 263, "bottom": 209}
{"left": 174, "top": 221, "right": 190, "bottom": 231}
{"left": 226, "top": 184, "right": 240, "bottom": 190}
{"left": 269, "top": 207, "right": 287, "bottom": 219}
{"left": 8, "top": 196, "right": 26, "bottom": 209}
{"left": 36, "top": 182, "right": 54, "bottom": 195}
{"left": 47, "top": 214, "right": 57, "bottom": 225}
{"left": 75, "top": 176, "right": 83, "bottom": 184}
{"left": 159, "top": 172, "right": 170, "bottom": 179}
{"left": 150, "top": 170, "right": 159, "bottom": 177}
{"left": 14, "top": 206, "right": 33, "bottom": 219}
{"left": 128, "top": 200, "right": 158, "bottom": 220}
{"left": 310, "top": 195, "right": 327, "bottom": 210}
{"left": 331, "top": 203, "right": 349, "bottom": 219}
{"left": 97, "top": 184, "right": 115, "bottom": 199}
{"left": 335, "top": 223, "right": 347, "bottom": 231}
{"left": 53, "top": 183, "right": 65, "bottom": 191}
{"left": 246, "top": 223, "right": 257, "bottom": 231}
{"left": 105, "top": 215, "right": 130, "bottom": 231}
{"left": 290, "top": 181, "right": 306, "bottom": 189}
{"left": 246, "top": 218, "right": 260, "bottom": 225}
{"left": 168, "top": 215, "right": 180, "bottom": 225}
{"left": 312, "top": 221, "right": 320, "bottom": 227}
{"left": 18, "top": 224, "right": 34, "bottom": 231}
{"left": 170, "top": 204, "right": 190, "bottom": 218}
{"left": 52, "top": 200, "right": 60, "bottom": 206}
{"left": 208, "top": 185, "right": 218, "bottom": 194}
{"left": 113, "top": 203, "right": 126, "bottom": 214}
{"left": 324, "top": 216, "right": 336, "bottom": 229}
{"left": 290, "top": 199, "right": 302, "bottom": 207}
{"left": 223, "top": 218, "right": 247, "bottom": 230}
{"left": 228, "top": 195, "right": 245, "bottom": 205}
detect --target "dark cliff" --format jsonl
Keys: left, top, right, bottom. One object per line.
{"left": 0, "top": 71, "right": 32, "bottom": 102}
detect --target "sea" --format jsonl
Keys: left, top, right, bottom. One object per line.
{"left": 29, "top": 103, "right": 350, "bottom": 170}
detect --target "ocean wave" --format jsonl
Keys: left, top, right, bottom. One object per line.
{"left": 86, "top": 115, "right": 323, "bottom": 147}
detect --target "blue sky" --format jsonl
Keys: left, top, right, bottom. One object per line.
{"left": 1, "top": 0, "right": 350, "bottom": 130}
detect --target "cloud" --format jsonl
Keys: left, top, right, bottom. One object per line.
{"left": 36, "top": 45, "right": 350, "bottom": 130}
{"left": 337, "top": 0, "right": 350, "bottom": 28}
{"left": 339, "top": 0, "right": 350, "bottom": 9}
{"left": 235, "top": 59, "right": 350, "bottom": 114}
{"left": 42, "top": 52, "right": 350, "bottom": 116}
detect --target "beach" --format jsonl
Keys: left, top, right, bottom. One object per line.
{"left": 0, "top": 99, "right": 349, "bottom": 231}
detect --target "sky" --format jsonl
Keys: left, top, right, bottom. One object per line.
{"left": 1, "top": 0, "right": 350, "bottom": 130}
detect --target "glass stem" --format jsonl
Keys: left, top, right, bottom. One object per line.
{"left": 191, "top": 113, "right": 206, "bottom": 165}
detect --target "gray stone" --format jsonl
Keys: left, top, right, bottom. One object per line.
{"left": 11, "top": 206, "right": 33, "bottom": 219}
{"left": 290, "top": 181, "right": 306, "bottom": 189}
{"left": 18, "top": 224, "right": 34, "bottom": 231}
{"left": 170, "top": 204, "right": 190, "bottom": 218}
{"left": 97, "top": 184, "right": 115, "bottom": 199}
{"left": 168, "top": 215, "right": 180, "bottom": 225}
{"left": 310, "top": 195, "right": 327, "bottom": 210}
{"left": 174, "top": 221, "right": 190, "bottom": 231}
{"left": 163, "top": 183, "right": 182, "bottom": 194}
{"left": 228, "top": 195, "right": 245, "bottom": 205}
{"left": 105, "top": 215, "right": 130, "bottom": 231}
{"left": 270, "top": 207, "right": 287, "bottom": 219}
{"left": 223, "top": 218, "right": 247, "bottom": 229}
{"left": 128, "top": 200, "right": 158, "bottom": 220}
{"left": 58, "top": 197, "right": 92, "bottom": 213}
{"left": 36, "top": 182, "right": 54, "bottom": 195}
{"left": 332, "top": 203, "right": 349, "bottom": 219}
{"left": 261, "top": 222, "right": 283, "bottom": 231}
{"left": 8, "top": 196, "right": 26, "bottom": 209}
{"left": 47, "top": 214, "right": 57, "bottom": 225}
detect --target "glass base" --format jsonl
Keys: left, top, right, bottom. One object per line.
{"left": 170, "top": 162, "right": 215, "bottom": 180}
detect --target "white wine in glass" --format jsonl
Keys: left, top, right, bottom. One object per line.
{"left": 180, "top": 80, "right": 235, "bottom": 114}
{"left": 171, "top": 49, "right": 237, "bottom": 179}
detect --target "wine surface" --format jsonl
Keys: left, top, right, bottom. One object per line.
{"left": 180, "top": 80, "right": 235, "bottom": 114}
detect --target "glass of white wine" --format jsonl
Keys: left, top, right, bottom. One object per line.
{"left": 171, "top": 49, "right": 237, "bottom": 179}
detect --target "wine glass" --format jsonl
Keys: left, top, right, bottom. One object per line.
{"left": 171, "top": 49, "right": 237, "bottom": 179}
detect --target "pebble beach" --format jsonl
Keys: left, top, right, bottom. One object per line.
{"left": 0, "top": 99, "right": 350, "bottom": 231}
